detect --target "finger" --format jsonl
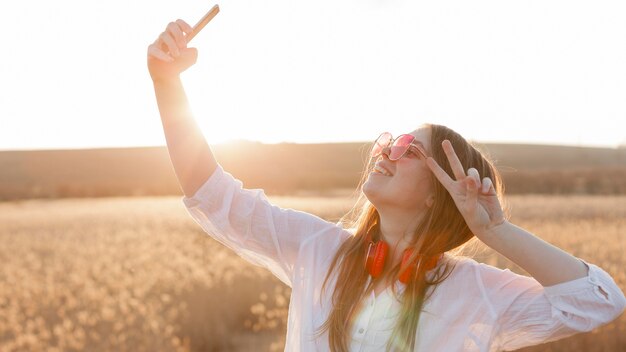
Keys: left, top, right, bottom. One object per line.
{"left": 147, "top": 44, "right": 174, "bottom": 62}
{"left": 442, "top": 140, "right": 466, "bottom": 180}
{"left": 426, "top": 157, "right": 454, "bottom": 190}
{"left": 465, "top": 176, "right": 478, "bottom": 205}
{"left": 167, "top": 21, "right": 187, "bottom": 50}
{"left": 467, "top": 168, "right": 481, "bottom": 185}
{"left": 176, "top": 19, "right": 194, "bottom": 35}
{"left": 160, "top": 32, "right": 180, "bottom": 57}
{"left": 481, "top": 177, "right": 494, "bottom": 194}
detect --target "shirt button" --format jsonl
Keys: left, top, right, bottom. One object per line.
{"left": 358, "top": 328, "right": 364, "bottom": 334}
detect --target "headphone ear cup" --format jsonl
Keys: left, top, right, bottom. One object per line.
{"left": 398, "top": 251, "right": 443, "bottom": 284}
{"left": 370, "top": 241, "right": 388, "bottom": 278}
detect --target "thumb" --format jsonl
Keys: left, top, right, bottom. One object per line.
{"left": 181, "top": 47, "right": 198, "bottom": 60}
{"left": 176, "top": 47, "right": 198, "bottom": 71}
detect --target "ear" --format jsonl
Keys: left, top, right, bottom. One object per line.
{"left": 426, "top": 194, "right": 435, "bottom": 208}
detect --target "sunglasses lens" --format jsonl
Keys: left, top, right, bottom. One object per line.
{"left": 389, "top": 134, "right": 415, "bottom": 160}
{"left": 371, "top": 132, "right": 392, "bottom": 158}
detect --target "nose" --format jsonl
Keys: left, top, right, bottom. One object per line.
{"left": 380, "top": 146, "right": 392, "bottom": 159}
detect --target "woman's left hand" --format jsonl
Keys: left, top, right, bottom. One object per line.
{"left": 425, "top": 140, "right": 506, "bottom": 239}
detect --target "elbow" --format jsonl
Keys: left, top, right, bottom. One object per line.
{"left": 596, "top": 284, "right": 626, "bottom": 326}
{"left": 584, "top": 263, "right": 626, "bottom": 327}
{"left": 555, "top": 291, "right": 626, "bottom": 333}
{"left": 609, "top": 288, "right": 626, "bottom": 322}
{"left": 581, "top": 290, "right": 626, "bottom": 332}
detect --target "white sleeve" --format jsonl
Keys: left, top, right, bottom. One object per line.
{"left": 476, "top": 259, "right": 626, "bottom": 351}
{"left": 182, "top": 165, "right": 344, "bottom": 287}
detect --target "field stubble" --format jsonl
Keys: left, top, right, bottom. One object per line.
{"left": 0, "top": 194, "right": 624, "bottom": 351}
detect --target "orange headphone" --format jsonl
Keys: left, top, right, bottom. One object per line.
{"left": 364, "top": 233, "right": 442, "bottom": 284}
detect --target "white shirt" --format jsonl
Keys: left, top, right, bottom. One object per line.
{"left": 182, "top": 165, "right": 626, "bottom": 352}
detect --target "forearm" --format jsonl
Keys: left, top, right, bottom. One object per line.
{"left": 153, "top": 77, "right": 217, "bottom": 197}
{"left": 480, "top": 221, "right": 588, "bottom": 287}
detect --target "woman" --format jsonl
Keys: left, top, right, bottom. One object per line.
{"left": 147, "top": 18, "right": 626, "bottom": 351}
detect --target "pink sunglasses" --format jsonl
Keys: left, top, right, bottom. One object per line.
{"left": 371, "top": 132, "right": 428, "bottom": 161}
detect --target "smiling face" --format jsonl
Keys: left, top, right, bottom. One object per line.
{"left": 362, "top": 126, "right": 435, "bottom": 214}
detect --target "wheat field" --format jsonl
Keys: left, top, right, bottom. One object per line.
{"left": 0, "top": 194, "right": 624, "bottom": 351}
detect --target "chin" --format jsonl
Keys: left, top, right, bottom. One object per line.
{"left": 362, "top": 181, "right": 376, "bottom": 202}
{"left": 362, "top": 176, "right": 376, "bottom": 194}
{"left": 362, "top": 181, "right": 386, "bottom": 208}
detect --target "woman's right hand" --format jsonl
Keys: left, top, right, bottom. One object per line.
{"left": 147, "top": 19, "right": 198, "bottom": 83}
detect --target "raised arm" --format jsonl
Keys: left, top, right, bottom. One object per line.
{"left": 425, "top": 140, "right": 590, "bottom": 286}
{"left": 147, "top": 19, "right": 217, "bottom": 197}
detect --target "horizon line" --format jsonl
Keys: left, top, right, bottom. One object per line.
{"left": 0, "top": 139, "right": 624, "bottom": 153}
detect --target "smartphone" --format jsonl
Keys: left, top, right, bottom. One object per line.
{"left": 186, "top": 4, "right": 220, "bottom": 43}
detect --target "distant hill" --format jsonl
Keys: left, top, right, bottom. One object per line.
{"left": 1, "top": 142, "right": 625, "bottom": 200}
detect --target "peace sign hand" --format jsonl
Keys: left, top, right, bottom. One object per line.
{"left": 426, "top": 140, "right": 506, "bottom": 240}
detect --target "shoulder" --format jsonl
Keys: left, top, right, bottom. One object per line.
{"left": 426, "top": 254, "right": 482, "bottom": 294}
{"left": 439, "top": 253, "right": 489, "bottom": 279}
{"left": 300, "top": 223, "right": 353, "bottom": 253}
{"left": 435, "top": 254, "right": 529, "bottom": 296}
{"left": 428, "top": 255, "right": 533, "bottom": 318}
{"left": 444, "top": 254, "right": 520, "bottom": 280}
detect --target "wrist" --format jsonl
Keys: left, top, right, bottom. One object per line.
{"left": 152, "top": 75, "right": 181, "bottom": 85}
{"left": 477, "top": 219, "right": 510, "bottom": 242}
{"left": 152, "top": 75, "right": 183, "bottom": 88}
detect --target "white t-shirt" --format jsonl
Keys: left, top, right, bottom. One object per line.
{"left": 182, "top": 165, "right": 626, "bottom": 352}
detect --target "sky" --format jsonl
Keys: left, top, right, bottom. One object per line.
{"left": 1, "top": 0, "right": 625, "bottom": 151}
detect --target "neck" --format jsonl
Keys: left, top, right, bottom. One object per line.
{"left": 377, "top": 209, "right": 426, "bottom": 263}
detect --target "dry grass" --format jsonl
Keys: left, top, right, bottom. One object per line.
{"left": 0, "top": 195, "right": 624, "bottom": 351}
